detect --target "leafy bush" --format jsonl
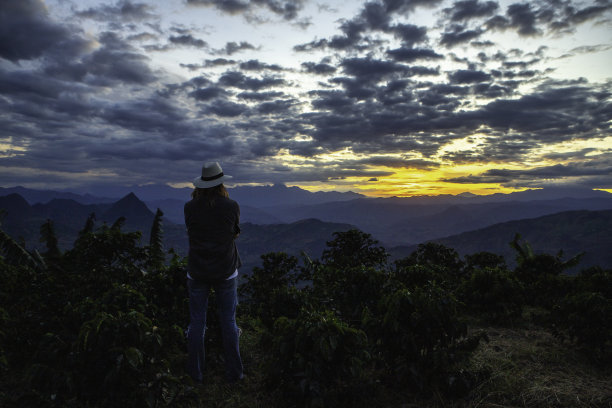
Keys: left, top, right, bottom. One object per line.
{"left": 551, "top": 291, "right": 611, "bottom": 355}
{"left": 240, "top": 252, "right": 306, "bottom": 329}
{"left": 511, "top": 235, "right": 582, "bottom": 307}
{"left": 458, "top": 267, "right": 524, "bottom": 324}
{"left": 321, "top": 229, "right": 388, "bottom": 269}
{"left": 371, "top": 282, "right": 485, "bottom": 395}
{"left": 0, "top": 221, "right": 196, "bottom": 407}
{"left": 395, "top": 242, "right": 466, "bottom": 290}
{"left": 264, "top": 309, "right": 370, "bottom": 407}
{"left": 312, "top": 264, "right": 388, "bottom": 324}
{"left": 392, "top": 263, "right": 447, "bottom": 290}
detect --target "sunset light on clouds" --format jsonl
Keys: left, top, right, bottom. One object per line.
{"left": 1, "top": 0, "right": 611, "bottom": 196}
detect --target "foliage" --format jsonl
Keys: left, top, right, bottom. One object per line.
{"left": 148, "top": 208, "right": 165, "bottom": 269}
{"left": 464, "top": 251, "right": 506, "bottom": 272}
{"left": 1, "top": 210, "right": 608, "bottom": 408}
{"left": 312, "top": 264, "right": 388, "bottom": 324}
{"left": 511, "top": 234, "right": 582, "bottom": 307}
{"left": 0, "top": 227, "right": 46, "bottom": 271}
{"left": 371, "top": 282, "right": 485, "bottom": 396}
{"left": 0, "top": 216, "right": 196, "bottom": 407}
{"left": 399, "top": 242, "right": 465, "bottom": 273}
{"left": 549, "top": 268, "right": 612, "bottom": 356}
{"left": 321, "top": 229, "right": 388, "bottom": 269}
{"left": 458, "top": 266, "right": 524, "bottom": 324}
{"left": 40, "top": 219, "right": 62, "bottom": 260}
{"left": 551, "top": 291, "right": 611, "bottom": 354}
{"left": 264, "top": 309, "right": 370, "bottom": 407}
{"left": 239, "top": 252, "right": 305, "bottom": 329}
{"left": 395, "top": 242, "right": 466, "bottom": 290}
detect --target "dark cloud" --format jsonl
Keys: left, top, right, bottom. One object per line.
{"left": 0, "top": 0, "right": 91, "bottom": 62}
{"left": 83, "top": 32, "right": 157, "bottom": 85}
{"left": 301, "top": 61, "right": 337, "bottom": 75}
{"left": 466, "top": 81, "right": 612, "bottom": 137}
{"left": 218, "top": 71, "right": 285, "bottom": 90}
{"left": 444, "top": 0, "right": 499, "bottom": 21}
{"left": 215, "top": 41, "right": 258, "bottom": 55}
{"left": 239, "top": 59, "right": 284, "bottom": 71}
{"left": 169, "top": 34, "right": 208, "bottom": 48}
{"left": 440, "top": 24, "right": 484, "bottom": 47}
{"left": 1, "top": 0, "right": 610, "bottom": 191}
{"left": 506, "top": 3, "right": 540, "bottom": 36}
{"left": 189, "top": 86, "right": 228, "bottom": 100}
{"left": 354, "top": 156, "right": 441, "bottom": 169}
{"left": 186, "top": 0, "right": 307, "bottom": 20}
{"left": 390, "top": 23, "right": 428, "bottom": 45}
{"left": 237, "top": 91, "right": 284, "bottom": 101}
{"left": 205, "top": 100, "right": 250, "bottom": 117}
{"left": 294, "top": 0, "right": 436, "bottom": 52}
{"left": 448, "top": 69, "right": 492, "bottom": 83}
{"left": 75, "top": 0, "right": 157, "bottom": 22}
{"left": 386, "top": 47, "right": 444, "bottom": 62}
{"left": 483, "top": 1, "right": 612, "bottom": 38}
{"left": 442, "top": 160, "right": 612, "bottom": 188}
{"left": 256, "top": 99, "right": 296, "bottom": 114}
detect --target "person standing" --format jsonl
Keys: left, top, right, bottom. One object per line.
{"left": 184, "top": 162, "right": 244, "bottom": 383}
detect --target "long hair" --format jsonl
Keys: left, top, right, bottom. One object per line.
{"left": 191, "top": 184, "right": 229, "bottom": 206}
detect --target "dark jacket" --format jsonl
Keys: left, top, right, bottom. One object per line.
{"left": 184, "top": 195, "right": 242, "bottom": 282}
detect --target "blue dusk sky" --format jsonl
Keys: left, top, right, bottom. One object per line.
{"left": 1, "top": 0, "right": 611, "bottom": 196}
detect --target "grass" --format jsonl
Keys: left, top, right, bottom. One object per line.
{"left": 467, "top": 325, "right": 611, "bottom": 408}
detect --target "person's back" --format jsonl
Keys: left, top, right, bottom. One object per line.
{"left": 184, "top": 194, "right": 241, "bottom": 282}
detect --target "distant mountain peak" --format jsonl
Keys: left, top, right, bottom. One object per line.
{"left": 457, "top": 192, "right": 478, "bottom": 198}
{"left": 103, "top": 192, "right": 154, "bottom": 224}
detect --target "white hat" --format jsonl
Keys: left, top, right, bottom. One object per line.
{"left": 193, "top": 162, "right": 232, "bottom": 188}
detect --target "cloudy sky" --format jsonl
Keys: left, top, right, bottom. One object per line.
{"left": 1, "top": 0, "right": 611, "bottom": 196}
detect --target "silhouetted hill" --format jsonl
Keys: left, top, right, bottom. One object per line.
{"left": 32, "top": 199, "right": 105, "bottom": 226}
{"left": 0, "top": 193, "right": 32, "bottom": 220}
{"left": 0, "top": 186, "right": 113, "bottom": 205}
{"left": 57, "top": 183, "right": 364, "bottom": 206}
{"left": 145, "top": 199, "right": 282, "bottom": 225}
{"left": 389, "top": 209, "right": 612, "bottom": 270}
{"left": 0, "top": 192, "right": 164, "bottom": 251}
{"left": 102, "top": 193, "right": 156, "bottom": 227}
{"left": 266, "top": 195, "right": 612, "bottom": 246}
{"left": 230, "top": 184, "right": 363, "bottom": 207}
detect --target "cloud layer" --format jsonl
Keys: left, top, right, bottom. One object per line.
{"left": 0, "top": 0, "right": 611, "bottom": 193}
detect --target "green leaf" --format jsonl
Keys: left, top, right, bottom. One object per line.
{"left": 124, "top": 347, "right": 143, "bottom": 369}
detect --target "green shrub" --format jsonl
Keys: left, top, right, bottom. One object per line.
{"left": 321, "top": 229, "right": 388, "bottom": 269}
{"left": 458, "top": 267, "right": 524, "bottom": 324}
{"left": 240, "top": 252, "right": 306, "bottom": 328}
{"left": 372, "top": 282, "right": 485, "bottom": 395}
{"left": 395, "top": 242, "right": 466, "bottom": 290}
{"left": 312, "top": 264, "right": 388, "bottom": 324}
{"left": 264, "top": 309, "right": 370, "bottom": 407}
{"left": 552, "top": 291, "right": 611, "bottom": 355}
{"left": 75, "top": 311, "right": 163, "bottom": 405}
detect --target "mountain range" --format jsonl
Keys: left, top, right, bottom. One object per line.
{"left": 390, "top": 209, "right": 612, "bottom": 270}
{"left": 2, "top": 185, "right": 612, "bottom": 271}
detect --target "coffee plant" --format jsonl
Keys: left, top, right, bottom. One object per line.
{"left": 458, "top": 266, "right": 525, "bottom": 324}
{"left": 264, "top": 309, "right": 370, "bottom": 407}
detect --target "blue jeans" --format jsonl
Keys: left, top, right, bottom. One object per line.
{"left": 186, "top": 277, "right": 244, "bottom": 383}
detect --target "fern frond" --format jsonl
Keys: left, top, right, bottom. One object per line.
{"left": 0, "top": 228, "right": 45, "bottom": 270}
{"left": 79, "top": 213, "right": 96, "bottom": 236}
{"left": 40, "top": 219, "right": 61, "bottom": 259}
{"left": 111, "top": 216, "right": 126, "bottom": 230}
{"left": 148, "top": 208, "right": 165, "bottom": 268}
